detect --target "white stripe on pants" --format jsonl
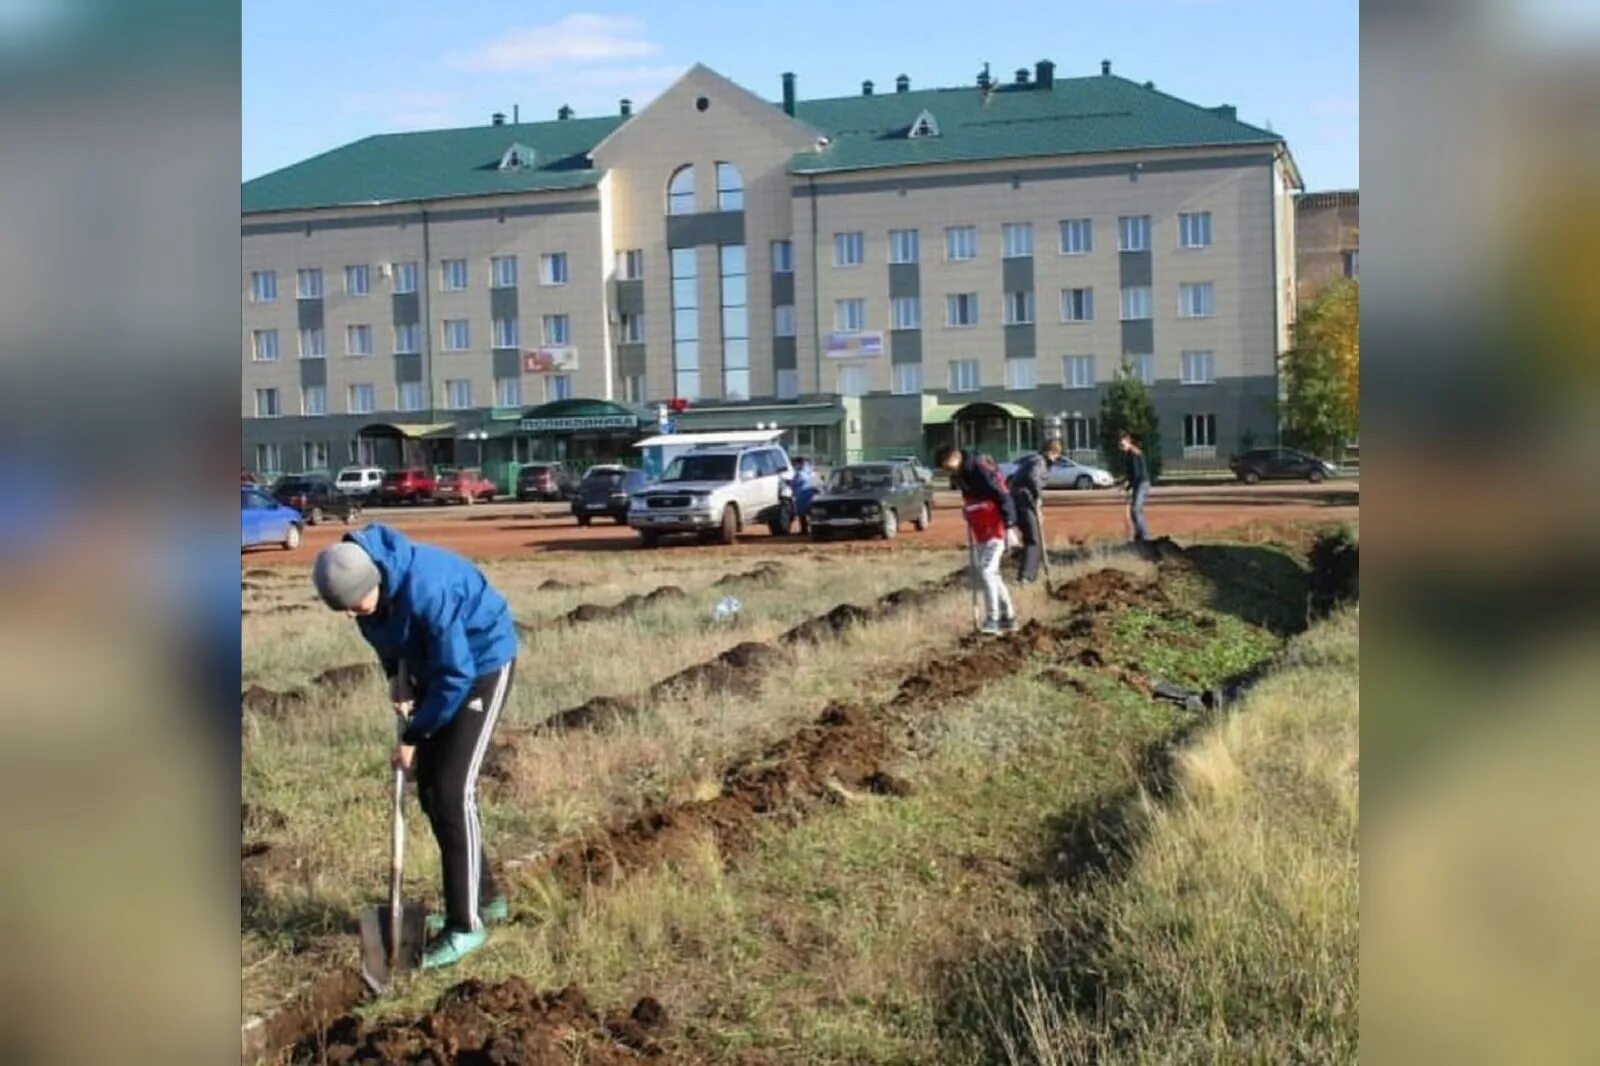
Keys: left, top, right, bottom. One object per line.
{"left": 975, "top": 538, "right": 1015, "bottom": 622}
{"left": 462, "top": 661, "right": 512, "bottom": 932}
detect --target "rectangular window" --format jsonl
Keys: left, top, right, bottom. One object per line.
{"left": 444, "top": 380, "right": 472, "bottom": 410}
{"left": 1003, "top": 290, "right": 1034, "bottom": 325}
{"left": 835, "top": 298, "right": 866, "bottom": 333}
{"left": 619, "top": 312, "right": 644, "bottom": 344}
{"left": 892, "top": 362, "right": 922, "bottom": 395}
{"left": 1130, "top": 353, "right": 1156, "bottom": 385}
{"left": 492, "top": 317, "right": 519, "bottom": 349}
{"left": 617, "top": 249, "right": 644, "bottom": 279}
{"left": 1063, "top": 416, "right": 1095, "bottom": 452}
{"left": 720, "top": 243, "right": 750, "bottom": 401}
{"left": 1059, "top": 218, "right": 1092, "bottom": 255}
{"left": 838, "top": 365, "right": 869, "bottom": 397}
{"left": 443, "top": 319, "right": 470, "bottom": 351}
{"left": 1178, "top": 211, "right": 1212, "bottom": 249}
{"left": 1005, "top": 357, "right": 1037, "bottom": 390}
{"left": 542, "top": 315, "right": 570, "bottom": 346}
{"left": 346, "top": 324, "right": 373, "bottom": 356}
{"left": 296, "top": 268, "right": 322, "bottom": 299}
{"left": 771, "top": 240, "right": 793, "bottom": 273}
{"left": 254, "top": 443, "right": 281, "bottom": 473}
{"left": 1118, "top": 215, "right": 1151, "bottom": 252}
{"left": 891, "top": 296, "right": 921, "bottom": 331}
{"left": 1002, "top": 223, "right": 1034, "bottom": 259}
{"left": 948, "top": 359, "right": 980, "bottom": 393}
{"left": 394, "top": 322, "right": 420, "bottom": 354}
{"left": 833, "top": 231, "right": 864, "bottom": 267}
{"left": 776, "top": 368, "right": 800, "bottom": 400}
{"left": 491, "top": 255, "right": 518, "bottom": 288}
{"left": 1061, "top": 287, "right": 1095, "bottom": 322}
{"left": 345, "top": 264, "right": 370, "bottom": 296}
{"left": 254, "top": 388, "right": 280, "bottom": 418}
{"left": 1184, "top": 413, "right": 1218, "bottom": 448}
{"left": 1063, "top": 355, "right": 1095, "bottom": 390}
{"left": 347, "top": 383, "right": 375, "bottom": 414}
{"left": 397, "top": 381, "right": 423, "bottom": 412}
{"left": 671, "top": 245, "right": 699, "bottom": 401}
{"left": 946, "top": 293, "right": 979, "bottom": 327}
{"left": 1180, "top": 349, "right": 1216, "bottom": 384}
{"left": 1120, "top": 286, "right": 1153, "bottom": 321}
{"left": 622, "top": 374, "right": 647, "bottom": 403}
{"left": 249, "top": 270, "right": 277, "bottom": 303}
{"left": 945, "top": 225, "right": 977, "bottom": 261}
{"left": 303, "top": 441, "right": 330, "bottom": 471}
{"left": 441, "top": 259, "right": 468, "bottom": 291}
{"left": 540, "top": 253, "right": 568, "bottom": 286}
{"left": 251, "top": 329, "right": 279, "bottom": 362}
{"left": 392, "top": 261, "right": 418, "bottom": 294}
{"left": 774, "top": 305, "right": 795, "bottom": 337}
{"left": 546, "top": 374, "right": 573, "bottom": 402}
{"left": 301, "top": 384, "right": 327, "bottom": 416}
{"left": 1178, "top": 282, "right": 1215, "bottom": 318}
{"left": 298, "top": 327, "right": 325, "bottom": 359}
{"left": 888, "top": 229, "right": 920, "bottom": 264}
{"left": 495, "top": 377, "right": 522, "bottom": 408}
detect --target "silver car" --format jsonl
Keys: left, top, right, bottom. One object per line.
{"left": 1000, "top": 455, "right": 1115, "bottom": 490}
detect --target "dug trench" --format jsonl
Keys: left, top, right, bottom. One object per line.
{"left": 512, "top": 560, "right": 785, "bottom": 637}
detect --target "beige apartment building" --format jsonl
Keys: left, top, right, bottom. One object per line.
{"left": 243, "top": 61, "right": 1300, "bottom": 481}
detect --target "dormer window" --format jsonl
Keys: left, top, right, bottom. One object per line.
{"left": 908, "top": 110, "right": 940, "bottom": 139}
{"left": 498, "top": 142, "right": 536, "bottom": 170}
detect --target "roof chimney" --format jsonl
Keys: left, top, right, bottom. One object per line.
{"left": 895, "top": 73, "right": 909, "bottom": 93}
{"left": 862, "top": 79, "right": 873, "bottom": 96}
{"left": 977, "top": 62, "right": 992, "bottom": 91}
{"left": 1035, "top": 59, "right": 1054, "bottom": 89}
{"left": 1014, "top": 68, "right": 1029, "bottom": 85}
{"left": 513, "top": 104, "right": 519, "bottom": 123}
{"left": 491, "top": 112, "right": 505, "bottom": 126}
{"left": 620, "top": 98, "right": 632, "bottom": 116}
{"left": 557, "top": 104, "right": 573, "bottom": 120}
{"left": 1101, "top": 59, "right": 1111, "bottom": 76}
{"left": 781, "top": 72, "right": 796, "bottom": 116}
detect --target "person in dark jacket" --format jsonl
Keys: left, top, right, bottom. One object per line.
{"left": 936, "top": 444, "right": 1020, "bottom": 634}
{"left": 1118, "top": 431, "right": 1151, "bottom": 542}
{"left": 311, "top": 524, "right": 518, "bottom": 971}
{"left": 1009, "top": 436, "right": 1064, "bottom": 583}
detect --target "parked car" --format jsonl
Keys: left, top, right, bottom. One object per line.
{"left": 1229, "top": 447, "right": 1338, "bottom": 484}
{"left": 999, "top": 454, "right": 1116, "bottom": 490}
{"left": 334, "top": 466, "right": 384, "bottom": 501}
{"left": 516, "top": 462, "right": 575, "bottom": 502}
{"left": 571, "top": 465, "right": 650, "bottom": 526}
{"left": 241, "top": 486, "right": 303, "bottom": 551}
{"left": 809, "top": 461, "right": 934, "bottom": 541}
{"left": 378, "top": 468, "right": 436, "bottom": 505}
{"left": 270, "top": 474, "right": 362, "bottom": 525}
{"left": 627, "top": 443, "right": 794, "bottom": 546}
{"left": 884, "top": 455, "right": 935, "bottom": 485}
{"left": 434, "top": 468, "right": 497, "bottom": 504}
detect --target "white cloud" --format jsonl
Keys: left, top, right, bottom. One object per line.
{"left": 445, "top": 14, "right": 660, "bottom": 73}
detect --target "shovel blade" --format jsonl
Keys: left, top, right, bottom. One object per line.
{"left": 359, "top": 901, "right": 427, "bottom": 994}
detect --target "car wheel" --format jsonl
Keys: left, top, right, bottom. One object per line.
{"left": 308, "top": 506, "right": 323, "bottom": 525}
{"left": 913, "top": 501, "right": 932, "bottom": 531}
{"left": 282, "top": 523, "right": 301, "bottom": 551}
{"left": 639, "top": 530, "right": 660, "bottom": 549}
{"left": 1308, "top": 469, "right": 1326, "bottom": 484}
{"left": 614, "top": 515, "right": 628, "bottom": 525}
{"left": 768, "top": 500, "right": 793, "bottom": 537}
{"left": 811, "top": 527, "right": 832, "bottom": 542}
{"left": 1074, "top": 475, "right": 1092, "bottom": 490}
{"left": 880, "top": 508, "right": 898, "bottom": 540}
{"left": 577, "top": 515, "right": 592, "bottom": 527}
{"left": 1242, "top": 470, "right": 1261, "bottom": 485}
{"left": 717, "top": 505, "right": 738, "bottom": 546}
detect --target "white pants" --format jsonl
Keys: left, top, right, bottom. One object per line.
{"left": 974, "top": 538, "right": 1015, "bottom": 621}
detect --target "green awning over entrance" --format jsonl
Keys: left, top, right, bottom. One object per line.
{"left": 356, "top": 421, "right": 455, "bottom": 439}
{"left": 674, "top": 403, "right": 843, "bottom": 432}
{"left": 517, "top": 398, "right": 643, "bottom": 434}
{"left": 921, "top": 401, "right": 1035, "bottom": 425}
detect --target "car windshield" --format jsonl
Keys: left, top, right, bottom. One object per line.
{"left": 827, "top": 466, "right": 894, "bottom": 493}
{"left": 583, "top": 469, "right": 624, "bottom": 487}
{"left": 275, "top": 478, "right": 312, "bottom": 491}
{"left": 660, "top": 454, "right": 737, "bottom": 482}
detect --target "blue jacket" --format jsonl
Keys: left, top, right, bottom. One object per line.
{"left": 790, "top": 467, "right": 820, "bottom": 513}
{"left": 345, "top": 524, "right": 517, "bottom": 745}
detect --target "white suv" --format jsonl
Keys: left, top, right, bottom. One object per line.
{"left": 628, "top": 444, "right": 794, "bottom": 547}
{"left": 335, "top": 466, "right": 384, "bottom": 501}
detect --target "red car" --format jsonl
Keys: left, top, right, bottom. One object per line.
{"left": 433, "top": 468, "right": 497, "bottom": 504}
{"left": 378, "top": 468, "right": 436, "bottom": 505}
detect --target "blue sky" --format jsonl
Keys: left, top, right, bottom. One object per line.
{"left": 243, "top": 0, "right": 1357, "bottom": 189}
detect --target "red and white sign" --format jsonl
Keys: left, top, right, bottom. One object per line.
{"left": 522, "top": 347, "right": 579, "bottom": 373}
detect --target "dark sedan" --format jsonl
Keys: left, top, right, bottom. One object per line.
{"left": 808, "top": 462, "right": 933, "bottom": 540}
{"left": 1229, "top": 447, "right": 1338, "bottom": 484}
{"left": 571, "top": 465, "right": 649, "bottom": 525}
{"left": 270, "top": 474, "right": 362, "bottom": 525}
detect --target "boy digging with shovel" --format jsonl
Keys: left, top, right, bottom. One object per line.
{"left": 936, "top": 444, "right": 1021, "bottom": 635}
{"left": 312, "top": 524, "right": 518, "bottom": 972}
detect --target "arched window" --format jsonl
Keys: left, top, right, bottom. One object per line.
{"left": 667, "top": 165, "right": 696, "bottom": 215}
{"left": 715, "top": 162, "right": 744, "bottom": 211}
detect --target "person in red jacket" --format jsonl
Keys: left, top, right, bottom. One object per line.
{"left": 936, "top": 444, "right": 1020, "bottom": 635}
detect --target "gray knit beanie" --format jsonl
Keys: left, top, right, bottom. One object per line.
{"left": 312, "top": 541, "right": 381, "bottom": 610}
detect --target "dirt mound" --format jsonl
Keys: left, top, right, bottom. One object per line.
{"left": 654, "top": 640, "right": 791, "bottom": 699}
{"left": 537, "top": 577, "right": 581, "bottom": 591}
{"left": 312, "top": 663, "right": 379, "bottom": 700}
{"left": 714, "top": 560, "right": 786, "bottom": 588}
{"left": 244, "top": 568, "right": 280, "bottom": 580}
{"left": 537, "top": 695, "right": 639, "bottom": 735}
{"left": 1048, "top": 567, "right": 1153, "bottom": 611}
{"left": 242, "top": 684, "right": 308, "bottom": 718}
{"left": 242, "top": 603, "right": 313, "bottom": 618}
{"left": 519, "top": 584, "right": 690, "bottom": 636}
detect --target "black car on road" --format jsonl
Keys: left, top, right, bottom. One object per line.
{"left": 571, "top": 465, "right": 650, "bottom": 525}
{"left": 270, "top": 474, "right": 362, "bottom": 525}
{"left": 1229, "top": 447, "right": 1338, "bottom": 484}
{"left": 809, "top": 461, "right": 933, "bottom": 540}
{"left": 516, "top": 461, "right": 576, "bottom": 501}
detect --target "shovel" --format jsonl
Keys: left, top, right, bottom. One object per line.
{"left": 1035, "top": 498, "right": 1057, "bottom": 594}
{"left": 359, "top": 722, "right": 426, "bottom": 994}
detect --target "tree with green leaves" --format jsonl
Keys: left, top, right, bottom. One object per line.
{"left": 1099, "top": 367, "right": 1163, "bottom": 481}
{"left": 1283, "top": 279, "right": 1359, "bottom": 459}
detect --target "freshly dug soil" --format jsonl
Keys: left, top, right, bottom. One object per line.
{"left": 517, "top": 585, "right": 688, "bottom": 636}
{"left": 713, "top": 560, "right": 786, "bottom": 588}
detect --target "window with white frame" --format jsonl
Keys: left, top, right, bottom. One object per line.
{"left": 1061, "top": 287, "right": 1094, "bottom": 322}
{"left": 303, "top": 441, "right": 329, "bottom": 471}
{"left": 1063, "top": 355, "right": 1095, "bottom": 390}
{"left": 346, "top": 324, "right": 372, "bottom": 356}
{"left": 344, "top": 264, "right": 369, "bottom": 296}
{"left": 444, "top": 379, "right": 472, "bottom": 410}
{"left": 443, "top": 319, "right": 470, "bottom": 351}
{"left": 1003, "top": 290, "right": 1034, "bottom": 325}
{"left": 254, "top": 388, "right": 280, "bottom": 418}
{"left": 397, "top": 381, "right": 423, "bottom": 412}
{"left": 773, "top": 305, "right": 795, "bottom": 337}
{"left": 623, "top": 374, "right": 647, "bottom": 403}
{"left": 249, "top": 270, "right": 277, "bottom": 303}
{"left": 540, "top": 253, "right": 568, "bottom": 286}
{"left": 771, "top": 240, "right": 793, "bottom": 273}
{"left": 889, "top": 229, "right": 920, "bottom": 264}
{"left": 296, "top": 268, "right": 323, "bottom": 299}
{"left": 1130, "top": 353, "right": 1156, "bottom": 385}
{"left": 495, "top": 377, "right": 522, "bottom": 407}
{"left": 1059, "top": 218, "right": 1092, "bottom": 255}
{"left": 776, "top": 368, "right": 800, "bottom": 400}
{"left": 1178, "top": 211, "right": 1212, "bottom": 248}
{"left": 394, "top": 322, "right": 420, "bottom": 354}
{"left": 835, "top": 298, "right": 866, "bottom": 333}
{"left": 834, "top": 231, "right": 864, "bottom": 267}
{"left": 1120, "top": 286, "right": 1153, "bottom": 320}
{"left": 720, "top": 244, "right": 749, "bottom": 401}
{"left": 837, "top": 365, "right": 869, "bottom": 397}
{"left": 667, "top": 165, "right": 696, "bottom": 215}
{"left": 1178, "top": 282, "right": 1214, "bottom": 318}
{"left": 620, "top": 312, "right": 644, "bottom": 343}
{"left": 440, "top": 259, "right": 467, "bottom": 291}
{"left": 1118, "top": 215, "right": 1151, "bottom": 252}
{"left": 1005, "top": 357, "right": 1037, "bottom": 390}
{"left": 543, "top": 314, "right": 570, "bottom": 346}
{"left": 617, "top": 249, "right": 644, "bottom": 279}
{"left": 892, "top": 362, "right": 922, "bottom": 395}
{"left": 1180, "top": 350, "right": 1216, "bottom": 384}
{"left": 492, "top": 317, "right": 519, "bottom": 349}
{"left": 1184, "top": 413, "right": 1217, "bottom": 450}
{"left": 254, "top": 443, "right": 281, "bottom": 473}
{"left": 946, "top": 293, "right": 979, "bottom": 327}
{"left": 1002, "top": 223, "right": 1034, "bottom": 258}
{"left": 715, "top": 162, "right": 744, "bottom": 211}
{"left": 1063, "top": 415, "right": 1095, "bottom": 452}
{"left": 491, "top": 255, "right": 518, "bottom": 288}
{"left": 891, "top": 296, "right": 920, "bottom": 331}
{"left": 393, "top": 261, "right": 418, "bottom": 294}
{"left": 301, "top": 384, "right": 327, "bottom": 417}
{"left": 671, "top": 246, "right": 699, "bottom": 400}
{"left": 949, "top": 359, "right": 980, "bottom": 393}
{"left": 349, "top": 437, "right": 379, "bottom": 465}
{"left": 298, "top": 327, "right": 325, "bottom": 359}
{"left": 545, "top": 374, "right": 573, "bottom": 401}
{"left": 347, "top": 383, "right": 375, "bottom": 414}
{"left": 251, "top": 329, "right": 279, "bottom": 362}
{"left": 945, "top": 225, "right": 977, "bottom": 261}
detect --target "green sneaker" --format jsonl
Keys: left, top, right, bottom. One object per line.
{"left": 425, "top": 896, "right": 509, "bottom": 936}
{"left": 420, "top": 927, "right": 487, "bottom": 971}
